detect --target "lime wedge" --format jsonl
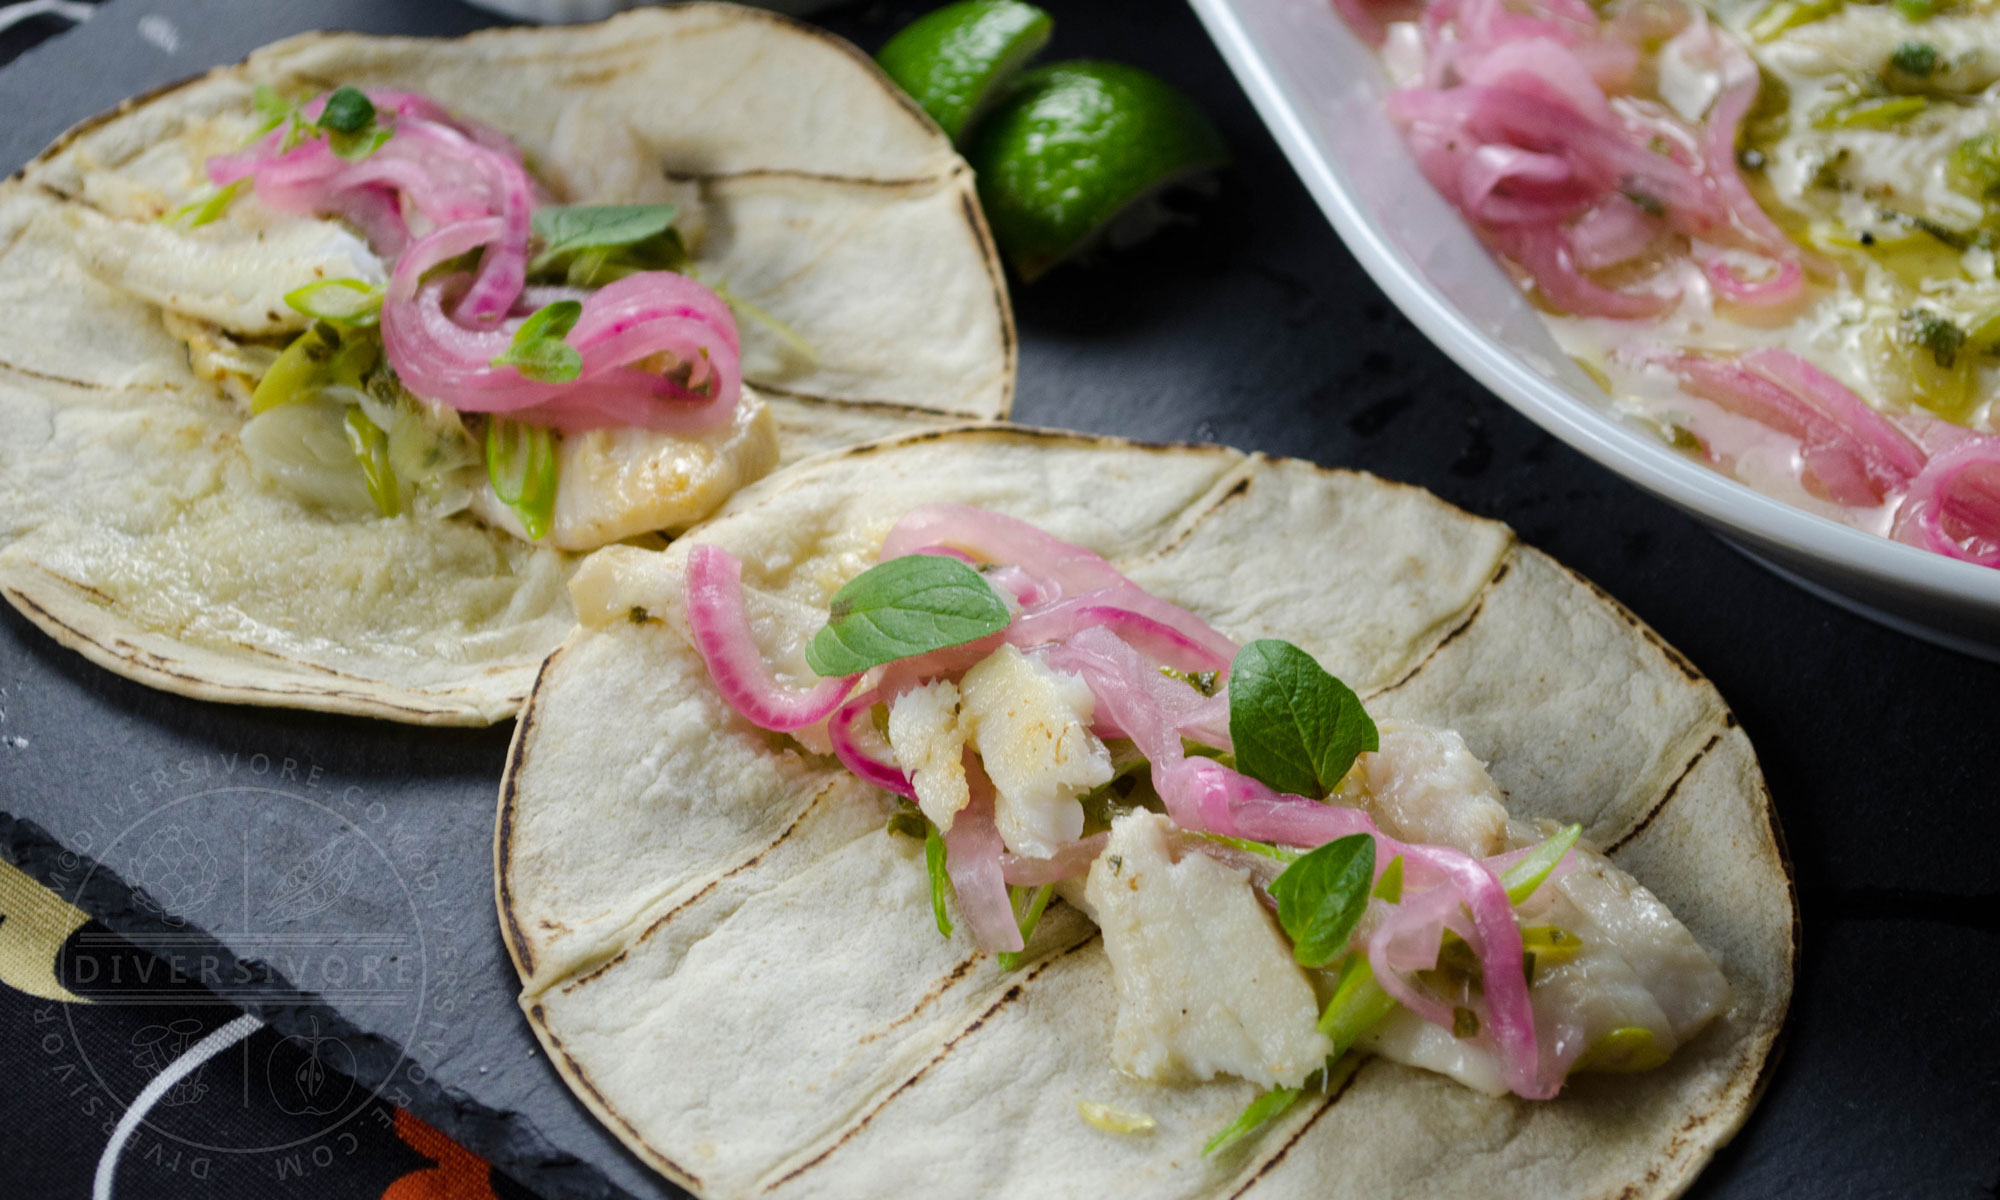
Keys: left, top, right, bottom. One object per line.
{"left": 968, "top": 61, "right": 1228, "bottom": 281}
{"left": 877, "top": 0, "right": 1054, "bottom": 144}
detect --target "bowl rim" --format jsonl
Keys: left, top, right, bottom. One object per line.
{"left": 1188, "top": 0, "right": 2000, "bottom": 614}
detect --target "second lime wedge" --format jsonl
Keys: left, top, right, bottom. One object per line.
{"left": 968, "top": 61, "right": 1229, "bottom": 281}
{"left": 876, "top": 0, "right": 1053, "bottom": 144}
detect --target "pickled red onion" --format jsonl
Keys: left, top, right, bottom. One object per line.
{"left": 684, "top": 545, "right": 855, "bottom": 732}
{"left": 945, "top": 758, "right": 1024, "bottom": 953}
{"left": 1895, "top": 437, "right": 2000, "bottom": 566}
{"left": 828, "top": 687, "right": 914, "bottom": 798}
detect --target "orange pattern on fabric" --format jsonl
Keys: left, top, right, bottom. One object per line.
{"left": 382, "top": 1108, "right": 502, "bottom": 1200}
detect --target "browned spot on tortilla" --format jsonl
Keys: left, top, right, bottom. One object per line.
{"left": 1367, "top": 553, "right": 1516, "bottom": 698}
{"left": 531, "top": 1004, "right": 706, "bottom": 1194}
{"left": 750, "top": 381, "right": 991, "bottom": 419}
{"left": 1603, "top": 731, "right": 1723, "bottom": 856}
{"left": 762, "top": 935, "right": 1102, "bottom": 1192}
{"left": 1144, "top": 471, "right": 1256, "bottom": 561}
{"left": 555, "top": 776, "right": 845, "bottom": 994}
{"left": 1226, "top": 1062, "right": 1363, "bottom": 1199}
{"left": 0, "top": 358, "right": 116, "bottom": 391}
{"left": 857, "top": 955, "right": 979, "bottom": 1045}
{"left": 957, "top": 180, "right": 1015, "bottom": 376}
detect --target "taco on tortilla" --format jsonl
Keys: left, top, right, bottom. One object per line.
{"left": 0, "top": 5, "right": 1011, "bottom": 723}
{"left": 497, "top": 427, "right": 1794, "bottom": 1200}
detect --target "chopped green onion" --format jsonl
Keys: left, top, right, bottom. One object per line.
{"left": 1371, "top": 854, "right": 1403, "bottom": 903}
{"left": 165, "top": 179, "right": 247, "bottom": 229}
{"left": 1748, "top": 0, "right": 1845, "bottom": 40}
{"left": 284, "top": 278, "right": 383, "bottom": 327}
{"left": 1317, "top": 953, "right": 1397, "bottom": 1057}
{"left": 1949, "top": 134, "right": 2000, "bottom": 199}
{"left": 924, "top": 823, "right": 954, "bottom": 939}
{"left": 1501, "top": 824, "right": 1581, "bottom": 905}
{"left": 484, "top": 417, "right": 558, "bottom": 541}
{"left": 1572, "top": 1026, "right": 1670, "bottom": 1073}
{"left": 1077, "top": 1100, "right": 1155, "bottom": 1135}
{"left": 1889, "top": 41, "right": 1938, "bottom": 75}
{"left": 1894, "top": 0, "right": 1935, "bottom": 20}
{"left": 250, "top": 322, "right": 342, "bottom": 415}
{"left": 342, "top": 406, "right": 399, "bottom": 518}
{"left": 997, "top": 882, "right": 1055, "bottom": 971}
{"left": 1190, "top": 831, "right": 1300, "bottom": 863}
{"left": 251, "top": 84, "right": 295, "bottom": 136}
{"left": 1817, "top": 95, "right": 1930, "bottom": 129}
{"left": 492, "top": 300, "right": 584, "bottom": 384}
{"left": 1201, "top": 1084, "right": 1302, "bottom": 1157}
{"left": 1520, "top": 925, "right": 1585, "bottom": 984}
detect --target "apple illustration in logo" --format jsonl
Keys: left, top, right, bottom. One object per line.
{"left": 267, "top": 1016, "right": 356, "bottom": 1117}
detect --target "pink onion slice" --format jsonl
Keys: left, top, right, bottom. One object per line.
{"left": 880, "top": 505, "right": 1128, "bottom": 596}
{"left": 684, "top": 545, "right": 856, "bottom": 732}
{"left": 828, "top": 687, "right": 915, "bottom": 798}
{"left": 1001, "top": 833, "right": 1109, "bottom": 885}
{"left": 1895, "top": 436, "right": 2000, "bottom": 566}
{"left": 946, "top": 757, "right": 1025, "bottom": 953}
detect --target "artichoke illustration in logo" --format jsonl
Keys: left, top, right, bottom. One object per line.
{"left": 128, "top": 823, "right": 221, "bottom": 928}
{"left": 264, "top": 832, "right": 361, "bottom": 925}
{"left": 267, "top": 1016, "right": 356, "bottom": 1117}
{"left": 131, "top": 1019, "right": 212, "bottom": 1107}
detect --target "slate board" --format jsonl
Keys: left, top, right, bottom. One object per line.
{"left": 0, "top": 1, "right": 1996, "bottom": 1198}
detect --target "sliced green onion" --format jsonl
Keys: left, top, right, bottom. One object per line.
{"left": 250, "top": 323, "right": 342, "bottom": 415}
{"left": 492, "top": 300, "right": 584, "bottom": 383}
{"left": 1748, "top": 0, "right": 1845, "bottom": 40}
{"left": 343, "top": 406, "right": 399, "bottom": 517}
{"left": 1077, "top": 1100, "right": 1155, "bottom": 1135}
{"left": 284, "top": 278, "right": 383, "bottom": 327}
{"left": 997, "top": 882, "right": 1055, "bottom": 971}
{"left": 1501, "top": 824, "right": 1581, "bottom": 905}
{"left": 1201, "top": 1083, "right": 1302, "bottom": 1157}
{"left": 251, "top": 84, "right": 295, "bottom": 136}
{"left": 165, "top": 179, "right": 247, "bottom": 229}
{"left": 1572, "top": 1026, "right": 1670, "bottom": 1073}
{"left": 1817, "top": 95, "right": 1930, "bottom": 130}
{"left": 1317, "top": 953, "right": 1397, "bottom": 1057}
{"left": 924, "top": 823, "right": 954, "bottom": 939}
{"left": 1190, "top": 831, "right": 1300, "bottom": 863}
{"left": 484, "top": 417, "right": 558, "bottom": 541}
{"left": 1371, "top": 855, "right": 1404, "bottom": 903}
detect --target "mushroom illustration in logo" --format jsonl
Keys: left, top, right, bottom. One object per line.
{"left": 267, "top": 1015, "right": 356, "bottom": 1117}
{"left": 131, "top": 1018, "right": 212, "bottom": 1107}
{"left": 128, "top": 823, "right": 221, "bottom": 929}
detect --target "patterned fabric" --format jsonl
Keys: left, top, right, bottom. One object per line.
{"left": 0, "top": 859, "right": 538, "bottom": 1200}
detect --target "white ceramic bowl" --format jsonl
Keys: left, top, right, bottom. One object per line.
{"left": 1189, "top": 0, "right": 2000, "bottom": 659}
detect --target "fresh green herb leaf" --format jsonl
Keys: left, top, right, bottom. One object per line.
{"left": 1317, "top": 953, "right": 1397, "bottom": 1056}
{"left": 1268, "top": 834, "right": 1374, "bottom": 967}
{"left": 317, "top": 86, "right": 376, "bottom": 135}
{"left": 284, "top": 278, "right": 383, "bottom": 327}
{"left": 1201, "top": 1084, "right": 1302, "bottom": 1157}
{"left": 492, "top": 300, "right": 585, "bottom": 384}
{"left": 327, "top": 125, "right": 394, "bottom": 162}
{"left": 1371, "top": 855, "right": 1403, "bottom": 903}
{"left": 484, "top": 417, "right": 558, "bottom": 541}
{"left": 803, "top": 555, "right": 1011, "bottom": 676}
{"left": 1501, "top": 824, "right": 1581, "bottom": 905}
{"left": 997, "top": 882, "right": 1055, "bottom": 970}
{"left": 166, "top": 179, "right": 247, "bottom": 228}
{"left": 1889, "top": 41, "right": 1939, "bottom": 75}
{"left": 924, "top": 824, "right": 954, "bottom": 939}
{"left": 1227, "top": 639, "right": 1378, "bottom": 799}
{"left": 529, "top": 204, "right": 686, "bottom": 285}
{"left": 343, "top": 406, "right": 399, "bottom": 517}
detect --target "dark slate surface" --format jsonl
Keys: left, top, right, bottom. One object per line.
{"left": 1, "top": 1, "right": 1996, "bottom": 1198}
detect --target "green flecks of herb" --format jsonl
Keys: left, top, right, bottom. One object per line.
{"left": 312, "top": 86, "right": 391, "bottom": 162}
{"left": 283, "top": 278, "right": 383, "bottom": 327}
{"left": 1748, "top": 0, "right": 1845, "bottom": 41}
{"left": 1902, "top": 308, "right": 1966, "bottom": 368}
{"left": 885, "top": 808, "right": 928, "bottom": 840}
{"left": 804, "top": 555, "right": 1011, "bottom": 677}
{"left": 1894, "top": 0, "right": 1935, "bottom": 21}
{"left": 1949, "top": 133, "right": 2000, "bottom": 199}
{"left": 165, "top": 179, "right": 248, "bottom": 229}
{"left": 1500, "top": 824, "right": 1582, "bottom": 904}
{"left": 1267, "top": 834, "right": 1374, "bottom": 968}
{"left": 491, "top": 300, "right": 584, "bottom": 383}
{"left": 1890, "top": 41, "right": 1939, "bottom": 76}
{"left": 484, "top": 417, "right": 558, "bottom": 541}
{"left": 1201, "top": 1083, "right": 1304, "bottom": 1157}
{"left": 1158, "top": 665, "right": 1220, "bottom": 695}
{"left": 1227, "top": 639, "right": 1378, "bottom": 799}
{"left": 997, "top": 883, "right": 1055, "bottom": 971}
{"left": 1620, "top": 184, "right": 1666, "bottom": 217}
{"left": 924, "top": 823, "right": 954, "bottom": 939}
{"left": 251, "top": 84, "right": 294, "bottom": 135}
{"left": 628, "top": 605, "right": 652, "bottom": 625}
{"left": 343, "top": 406, "right": 399, "bottom": 517}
